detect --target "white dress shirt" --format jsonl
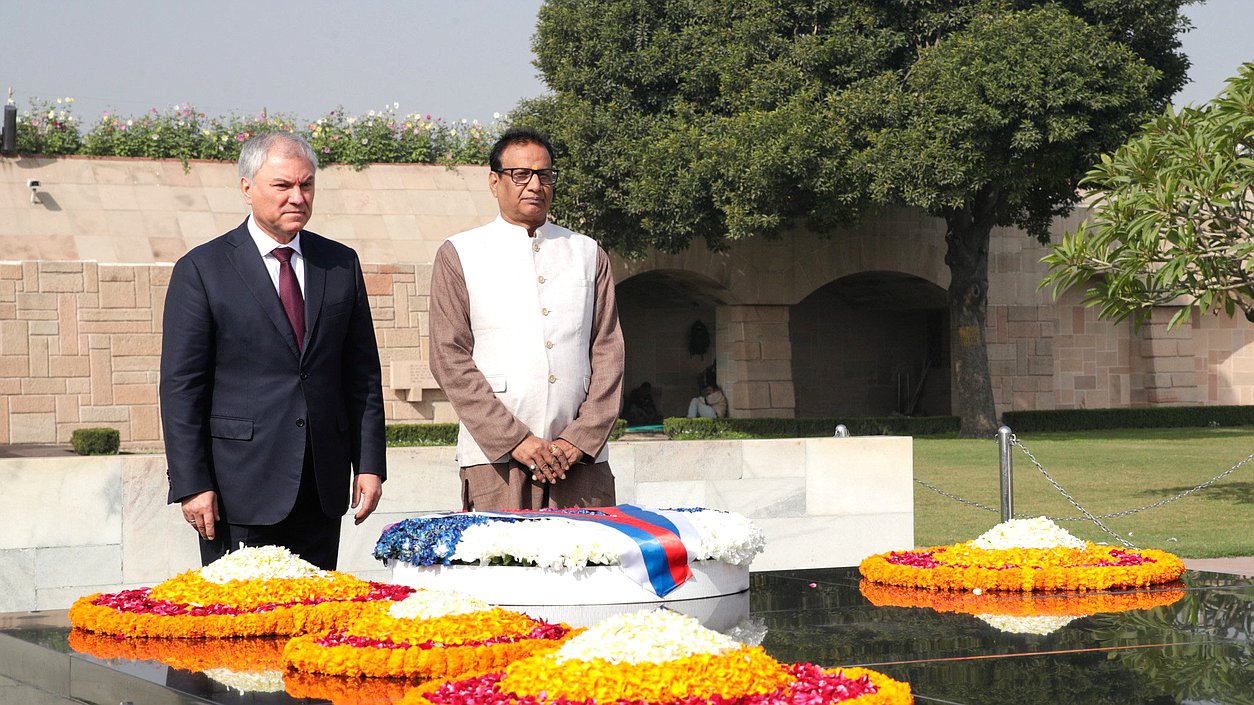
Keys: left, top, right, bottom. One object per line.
{"left": 247, "top": 214, "right": 305, "bottom": 295}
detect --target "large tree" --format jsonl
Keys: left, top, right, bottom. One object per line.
{"left": 518, "top": 0, "right": 1192, "bottom": 435}
{"left": 1043, "top": 62, "right": 1254, "bottom": 328}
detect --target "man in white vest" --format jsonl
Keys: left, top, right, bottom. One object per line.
{"left": 429, "top": 128, "right": 625, "bottom": 510}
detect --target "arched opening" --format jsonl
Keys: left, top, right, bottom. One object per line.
{"left": 616, "top": 270, "right": 730, "bottom": 421}
{"left": 791, "top": 271, "right": 950, "bottom": 418}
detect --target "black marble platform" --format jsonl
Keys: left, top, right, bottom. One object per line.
{"left": 1, "top": 567, "right": 1250, "bottom": 704}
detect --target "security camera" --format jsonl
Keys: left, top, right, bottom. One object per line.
{"left": 27, "top": 179, "right": 40, "bottom": 189}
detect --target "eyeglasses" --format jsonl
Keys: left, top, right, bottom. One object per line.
{"left": 494, "top": 167, "right": 559, "bottom": 186}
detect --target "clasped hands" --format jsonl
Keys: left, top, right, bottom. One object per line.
{"left": 511, "top": 434, "right": 583, "bottom": 483}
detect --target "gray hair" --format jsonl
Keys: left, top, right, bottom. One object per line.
{"left": 237, "top": 132, "right": 319, "bottom": 180}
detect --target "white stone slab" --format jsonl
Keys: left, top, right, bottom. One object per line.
{"left": 607, "top": 442, "right": 637, "bottom": 505}
{"left": 631, "top": 441, "right": 744, "bottom": 482}
{"left": 752, "top": 513, "right": 913, "bottom": 571}
{"left": 0, "top": 458, "right": 122, "bottom": 550}
{"left": 741, "top": 439, "right": 806, "bottom": 478}
{"left": 376, "top": 447, "right": 462, "bottom": 513}
{"left": 706, "top": 478, "right": 806, "bottom": 518}
{"left": 121, "top": 455, "right": 199, "bottom": 584}
{"left": 35, "top": 545, "right": 122, "bottom": 589}
{"left": 390, "top": 559, "right": 748, "bottom": 606}
{"left": 634, "top": 480, "right": 710, "bottom": 509}
{"left": 0, "top": 550, "right": 36, "bottom": 613}
{"left": 804, "top": 437, "right": 912, "bottom": 517}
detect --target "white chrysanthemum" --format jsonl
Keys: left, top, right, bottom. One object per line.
{"left": 452, "top": 519, "right": 635, "bottom": 570}
{"left": 388, "top": 589, "right": 491, "bottom": 620}
{"left": 198, "top": 545, "right": 326, "bottom": 584}
{"left": 976, "top": 614, "right": 1078, "bottom": 635}
{"left": 969, "top": 517, "right": 1085, "bottom": 550}
{"left": 681, "top": 510, "right": 767, "bottom": 565}
{"left": 554, "top": 609, "right": 739, "bottom": 664}
{"left": 203, "top": 669, "right": 285, "bottom": 693}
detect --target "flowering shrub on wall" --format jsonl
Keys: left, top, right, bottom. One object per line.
{"left": 10, "top": 98, "right": 500, "bottom": 168}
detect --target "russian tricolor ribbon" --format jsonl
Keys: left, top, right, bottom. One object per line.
{"left": 464, "top": 505, "right": 700, "bottom": 596}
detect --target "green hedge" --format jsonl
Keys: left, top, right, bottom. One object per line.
{"left": 71, "top": 428, "right": 120, "bottom": 455}
{"left": 662, "top": 416, "right": 960, "bottom": 440}
{"left": 386, "top": 423, "right": 459, "bottom": 447}
{"left": 1001, "top": 405, "right": 1254, "bottom": 433}
{"left": 387, "top": 419, "right": 627, "bottom": 447}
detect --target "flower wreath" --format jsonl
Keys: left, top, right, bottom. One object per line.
{"left": 859, "top": 580, "right": 1187, "bottom": 618}
{"left": 403, "top": 610, "right": 912, "bottom": 705}
{"left": 860, "top": 518, "right": 1185, "bottom": 592}
{"left": 68, "top": 546, "right": 414, "bottom": 638}
{"left": 281, "top": 589, "right": 579, "bottom": 679}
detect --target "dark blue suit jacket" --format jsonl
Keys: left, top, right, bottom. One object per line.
{"left": 159, "top": 221, "right": 386, "bottom": 524}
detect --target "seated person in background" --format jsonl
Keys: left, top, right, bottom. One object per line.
{"left": 623, "top": 382, "right": 663, "bottom": 426}
{"left": 687, "top": 384, "right": 728, "bottom": 419}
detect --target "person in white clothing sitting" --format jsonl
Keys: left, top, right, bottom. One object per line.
{"left": 687, "top": 384, "right": 728, "bottom": 419}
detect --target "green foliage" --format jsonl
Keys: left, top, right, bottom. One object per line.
{"left": 521, "top": 0, "right": 1190, "bottom": 253}
{"left": 662, "top": 416, "right": 959, "bottom": 440}
{"left": 11, "top": 101, "right": 499, "bottom": 169}
{"left": 609, "top": 418, "right": 628, "bottom": 442}
{"left": 1002, "top": 405, "right": 1254, "bottom": 433}
{"left": 81, "top": 105, "right": 292, "bottom": 164}
{"left": 14, "top": 98, "right": 83, "bottom": 155}
{"left": 1042, "top": 62, "right": 1254, "bottom": 328}
{"left": 70, "top": 428, "right": 120, "bottom": 456}
{"left": 846, "top": 4, "right": 1162, "bottom": 242}
{"left": 385, "top": 423, "right": 459, "bottom": 447}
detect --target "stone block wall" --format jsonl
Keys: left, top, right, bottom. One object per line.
{"left": 716, "top": 305, "right": 796, "bottom": 418}
{"left": 0, "top": 259, "right": 450, "bottom": 444}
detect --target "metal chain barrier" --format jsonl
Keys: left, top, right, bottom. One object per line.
{"left": 1007, "top": 434, "right": 1136, "bottom": 548}
{"left": 1012, "top": 434, "right": 1254, "bottom": 523}
{"left": 909, "top": 431, "right": 1253, "bottom": 550}
{"left": 912, "top": 477, "right": 999, "bottom": 513}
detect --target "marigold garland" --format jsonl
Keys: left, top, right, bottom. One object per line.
{"left": 68, "top": 581, "right": 414, "bottom": 638}
{"left": 859, "top": 580, "right": 1187, "bottom": 617}
{"left": 403, "top": 662, "right": 912, "bottom": 705}
{"left": 500, "top": 645, "right": 790, "bottom": 702}
{"left": 859, "top": 543, "right": 1184, "bottom": 591}
{"left": 283, "top": 670, "right": 416, "bottom": 705}
{"left": 149, "top": 570, "right": 374, "bottom": 608}
{"left": 68, "top": 630, "right": 285, "bottom": 673}
{"left": 281, "top": 607, "right": 578, "bottom": 678}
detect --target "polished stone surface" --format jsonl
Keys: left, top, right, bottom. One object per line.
{"left": 1, "top": 567, "right": 1249, "bottom": 704}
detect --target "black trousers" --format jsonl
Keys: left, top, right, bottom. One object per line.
{"left": 198, "top": 440, "right": 342, "bottom": 570}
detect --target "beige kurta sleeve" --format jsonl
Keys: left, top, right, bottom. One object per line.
{"left": 429, "top": 240, "right": 532, "bottom": 463}
{"left": 557, "top": 247, "right": 625, "bottom": 458}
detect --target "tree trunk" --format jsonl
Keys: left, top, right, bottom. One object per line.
{"left": 944, "top": 198, "right": 999, "bottom": 438}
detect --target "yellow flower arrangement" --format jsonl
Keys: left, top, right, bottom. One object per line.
{"left": 500, "top": 645, "right": 791, "bottom": 702}
{"left": 281, "top": 605, "right": 579, "bottom": 679}
{"left": 859, "top": 544, "right": 1185, "bottom": 592}
{"left": 859, "top": 580, "right": 1187, "bottom": 617}
{"left": 68, "top": 590, "right": 402, "bottom": 638}
{"left": 148, "top": 570, "right": 372, "bottom": 608}
{"left": 68, "top": 546, "right": 415, "bottom": 638}
{"left": 401, "top": 610, "right": 912, "bottom": 705}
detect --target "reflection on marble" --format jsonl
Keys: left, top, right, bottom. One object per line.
{"left": 0, "top": 567, "right": 1249, "bottom": 705}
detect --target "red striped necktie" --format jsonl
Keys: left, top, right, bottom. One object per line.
{"left": 270, "top": 247, "right": 305, "bottom": 349}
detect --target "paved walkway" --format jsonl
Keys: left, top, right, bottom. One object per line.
{"left": 1183, "top": 556, "right": 1254, "bottom": 578}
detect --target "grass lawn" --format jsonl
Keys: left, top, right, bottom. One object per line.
{"left": 912, "top": 427, "right": 1254, "bottom": 558}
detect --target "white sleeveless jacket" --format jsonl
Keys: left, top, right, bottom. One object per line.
{"left": 449, "top": 217, "right": 608, "bottom": 466}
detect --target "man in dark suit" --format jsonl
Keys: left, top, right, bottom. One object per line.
{"left": 160, "top": 132, "right": 385, "bottom": 570}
